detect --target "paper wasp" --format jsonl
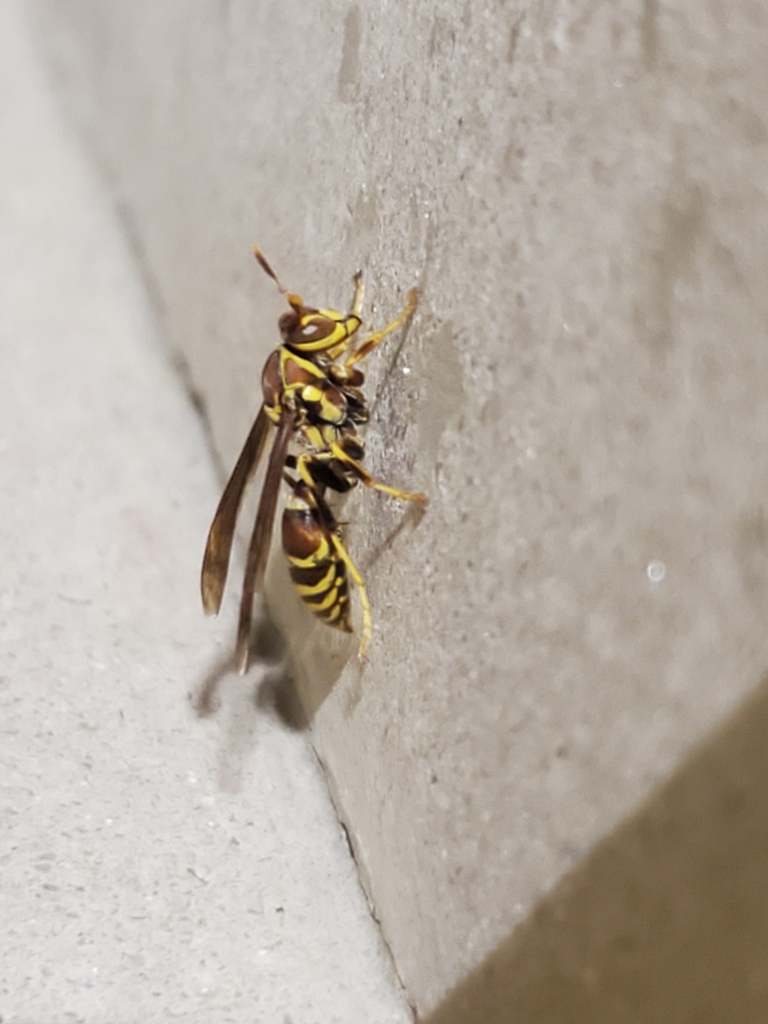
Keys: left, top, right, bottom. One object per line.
{"left": 201, "top": 247, "right": 427, "bottom": 675}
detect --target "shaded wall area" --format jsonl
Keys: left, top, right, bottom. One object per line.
{"left": 427, "top": 677, "right": 768, "bottom": 1023}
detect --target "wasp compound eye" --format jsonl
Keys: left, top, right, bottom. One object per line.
{"left": 278, "top": 310, "right": 299, "bottom": 340}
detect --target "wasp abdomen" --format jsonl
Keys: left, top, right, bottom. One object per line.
{"left": 282, "top": 484, "right": 352, "bottom": 633}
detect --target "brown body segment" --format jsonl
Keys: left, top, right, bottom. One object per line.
{"left": 282, "top": 482, "right": 352, "bottom": 634}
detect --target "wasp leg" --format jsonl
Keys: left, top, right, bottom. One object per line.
{"left": 329, "top": 532, "right": 372, "bottom": 659}
{"left": 344, "top": 288, "right": 418, "bottom": 368}
{"left": 350, "top": 271, "right": 364, "bottom": 319}
{"left": 329, "top": 443, "right": 428, "bottom": 506}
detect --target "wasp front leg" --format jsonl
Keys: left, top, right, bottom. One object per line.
{"left": 344, "top": 288, "right": 418, "bottom": 368}
{"left": 350, "top": 270, "right": 364, "bottom": 320}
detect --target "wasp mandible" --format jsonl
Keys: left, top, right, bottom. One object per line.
{"left": 201, "top": 248, "right": 427, "bottom": 674}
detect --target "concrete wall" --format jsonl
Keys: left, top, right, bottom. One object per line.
{"left": 28, "top": 0, "right": 768, "bottom": 1016}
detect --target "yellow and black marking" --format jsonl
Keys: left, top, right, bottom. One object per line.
{"left": 282, "top": 480, "right": 371, "bottom": 649}
{"left": 200, "top": 246, "right": 426, "bottom": 674}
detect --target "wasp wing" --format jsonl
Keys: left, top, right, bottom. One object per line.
{"left": 201, "top": 405, "right": 271, "bottom": 616}
{"left": 235, "top": 409, "right": 297, "bottom": 675}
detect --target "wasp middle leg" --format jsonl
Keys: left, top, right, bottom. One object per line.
{"left": 327, "top": 442, "right": 428, "bottom": 506}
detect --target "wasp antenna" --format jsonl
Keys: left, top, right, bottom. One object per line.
{"left": 252, "top": 245, "right": 289, "bottom": 297}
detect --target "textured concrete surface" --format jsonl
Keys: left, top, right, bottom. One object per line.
{"left": 25, "top": 0, "right": 768, "bottom": 1017}
{"left": 0, "top": 4, "right": 411, "bottom": 1021}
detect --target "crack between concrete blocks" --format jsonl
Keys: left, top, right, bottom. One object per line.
{"left": 310, "top": 743, "right": 418, "bottom": 1023}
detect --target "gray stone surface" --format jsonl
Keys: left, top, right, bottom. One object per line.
{"left": 24, "top": 0, "right": 768, "bottom": 1016}
{"left": 0, "top": 4, "right": 410, "bottom": 1021}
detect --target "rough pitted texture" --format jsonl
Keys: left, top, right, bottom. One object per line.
{"left": 25, "top": 0, "right": 768, "bottom": 1015}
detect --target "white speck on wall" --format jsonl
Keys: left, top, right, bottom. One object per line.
{"left": 647, "top": 561, "right": 666, "bottom": 582}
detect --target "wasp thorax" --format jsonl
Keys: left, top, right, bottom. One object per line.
{"left": 300, "top": 380, "right": 347, "bottom": 425}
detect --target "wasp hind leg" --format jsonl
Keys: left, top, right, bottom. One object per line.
{"left": 330, "top": 532, "right": 372, "bottom": 660}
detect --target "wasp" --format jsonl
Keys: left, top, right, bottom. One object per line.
{"left": 201, "top": 247, "right": 427, "bottom": 675}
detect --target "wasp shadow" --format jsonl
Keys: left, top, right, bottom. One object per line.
{"left": 362, "top": 498, "right": 428, "bottom": 576}
{"left": 192, "top": 604, "right": 309, "bottom": 793}
{"left": 193, "top": 604, "right": 306, "bottom": 731}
